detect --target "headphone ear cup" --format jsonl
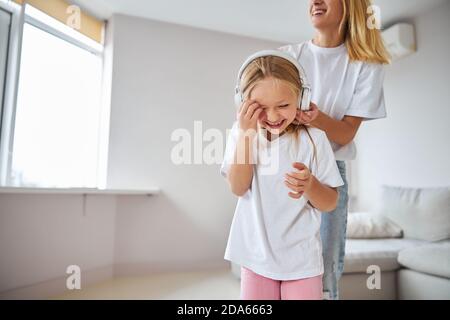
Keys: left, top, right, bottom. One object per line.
{"left": 298, "top": 89, "right": 303, "bottom": 110}
{"left": 300, "top": 87, "right": 311, "bottom": 111}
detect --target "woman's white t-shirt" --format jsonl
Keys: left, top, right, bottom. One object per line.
{"left": 279, "top": 40, "right": 387, "bottom": 161}
{"left": 221, "top": 123, "right": 344, "bottom": 280}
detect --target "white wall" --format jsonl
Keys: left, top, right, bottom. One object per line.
{"left": 0, "top": 194, "right": 116, "bottom": 297}
{"left": 353, "top": 1, "right": 450, "bottom": 212}
{"left": 106, "top": 14, "right": 283, "bottom": 274}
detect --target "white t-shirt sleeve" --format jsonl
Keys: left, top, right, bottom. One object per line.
{"left": 311, "top": 129, "right": 344, "bottom": 188}
{"left": 278, "top": 44, "right": 292, "bottom": 53}
{"left": 345, "top": 62, "right": 387, "bottom": 121}
{"left": 220, "top": 121, "right": 239, "bottom": 178}
{"left": 277, "top": 44, "right": 300, "bottom": 59}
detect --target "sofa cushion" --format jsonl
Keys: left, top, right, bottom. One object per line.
{"left": 379, "top": 186, "right": 450, "bottom": 241}
{"left": 344, "top": 238, "right": 427, "bottom": 273}
{"left": 398, "top": 269, "right": 450, "bottom": 300}
{"left": 398, "top": 241, "right": 450, "bottom": 278}
{"left": 347, "top": 212, "right": 403, "bottom": 239}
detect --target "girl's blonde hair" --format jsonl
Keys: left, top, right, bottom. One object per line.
{"left": 240, "top": 56, "right": 317, "bottom": 166}
{"left": 340, "top": 0, "right": 391, "bottom": 64}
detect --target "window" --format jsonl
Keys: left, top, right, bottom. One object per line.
{"left": 0, "top": 7, "right": 11, "bottom": 145}
{"left": 4, "top": 4, "right": 107, "bottom": 188}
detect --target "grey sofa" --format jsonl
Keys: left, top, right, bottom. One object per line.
{"left": 340, "top": 238, "right": 450, "bottom": 299}
{"left": 341, "top": 186, "right": 450, "bottom": 300}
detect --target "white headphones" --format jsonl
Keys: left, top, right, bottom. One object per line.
{"left": 234, "top": 49, "right": 311, "bottom": 111}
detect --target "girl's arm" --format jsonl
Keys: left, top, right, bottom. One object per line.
{"left": 306, "top": 176, "right": 339, "bottom": 212}
{"left": 298, "top": 104, "right": 363, "bottom": 146}
{"left": 226, "top": 100, "right": 262, "bottom": 196}
{"left": 227, "top": 133, "right": 256, "bottom": 196}
{"left": 285, "top": 163, "right": 339, "bottom": 212}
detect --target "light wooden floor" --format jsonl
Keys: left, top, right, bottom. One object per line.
{"left": 55, "top": 268, "right": 241, "bottom": 300}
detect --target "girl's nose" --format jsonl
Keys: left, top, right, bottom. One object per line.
{"left": 265, "top": 109, "right": 280, "bottom": 121}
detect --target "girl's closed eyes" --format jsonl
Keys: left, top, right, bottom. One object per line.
{"left": 258, "top": 103, "right": 290, "bottom": 108}
{"left": 247, "top": 77, "right": 299, "bottom": 137}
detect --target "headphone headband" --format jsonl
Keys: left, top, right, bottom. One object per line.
{"left": 234, "top": 50, "right": 311, "bottom": 111}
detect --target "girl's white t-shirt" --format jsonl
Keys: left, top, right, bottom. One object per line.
{"left": 221, "top": 123, "right": 344, "bottom": 280}
{"left": 279, "top": 40, "right": 387, "bottom": 161}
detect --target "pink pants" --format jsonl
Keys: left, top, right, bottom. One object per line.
{"left": 240, "top": 267, "right": 323, "bottom": 300}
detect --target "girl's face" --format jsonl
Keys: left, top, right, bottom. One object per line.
{"left": 249, "top": 77, "right": 298, "bottom": 136}
{"left": 309, "top": 0, "right": 344, "bottom": 30}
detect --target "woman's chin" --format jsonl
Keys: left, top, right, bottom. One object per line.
{"left": 310, "top": 19, "right": 328, "bottom": 30}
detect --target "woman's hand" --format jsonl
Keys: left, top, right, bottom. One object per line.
{"left": 295, "top": 102, "right": 320, "bottom": 125}
{"left": 284, "top": 162, "right": 313, "bottom": 199}
{"left": 237, "top": 100, "right": 263, "bottom": 132}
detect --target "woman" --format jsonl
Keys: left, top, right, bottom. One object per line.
{"left": 279, "top": 0, "right": 390, "bottom": 299}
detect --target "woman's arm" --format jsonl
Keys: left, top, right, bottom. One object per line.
{"left": 298, "top": 104, "right": 363, "bottom": 146}
{"left": 313, "top": 112, "right": 363, "bottom": 146}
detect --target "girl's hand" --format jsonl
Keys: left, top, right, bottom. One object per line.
{"left": 284, "top": 162, "right": 313, "bottom": 199}
{"left": 237, "top": 100, "right": 263, "bottom": 132}
{"left": 295, "top": 103, "right": 320, "bottom": 125}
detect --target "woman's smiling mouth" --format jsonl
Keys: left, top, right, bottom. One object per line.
{"left": 312, "top": 8, "right": 326, "bottom": 17}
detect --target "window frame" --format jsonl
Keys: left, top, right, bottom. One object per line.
{"left": 0, "top": 1, "right": 107, "bottom": 188}
{"left": 0, "top": 0, "right": 24, "bottom": 186}
{"left": 0, "top": 7, "right": 12, "bottom": 150}
{"left": 23, "top": 4, "right": 103, "bottom": 56}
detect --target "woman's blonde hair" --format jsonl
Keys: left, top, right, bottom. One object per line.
{"left": 340, "top": 0, "right": 390, "bottom": 64}
{"left": 240, "top": 56, "right": 317, "bottom": 165}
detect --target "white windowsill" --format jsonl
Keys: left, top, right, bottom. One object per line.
{"left": 0, "top": 187, "right": 160, "bottom": 196}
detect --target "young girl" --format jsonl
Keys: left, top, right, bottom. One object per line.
{"left": 220, "top": 51, "right": 344, "bottom": 300}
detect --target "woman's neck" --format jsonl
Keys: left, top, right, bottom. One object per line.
{"left": 313, "top": 29, "right": 345, "bottom": 48}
